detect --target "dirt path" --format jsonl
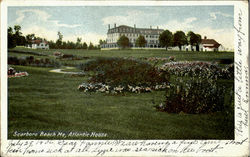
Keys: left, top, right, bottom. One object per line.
{"left": 49, "top": 67, "right": 84, "bottom": 75}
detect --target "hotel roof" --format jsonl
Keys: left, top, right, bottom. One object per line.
{"left": 108, "top": 25, "right": 164, "bottom": 35}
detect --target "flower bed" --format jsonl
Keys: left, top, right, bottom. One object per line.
{"left": 156, "top": 78, "right": 234, "bottom": 114}
{"left": 8, "top": 66, "right": 29, "bottom": 78}
{"left": 78, "top": 82, "right": 169, "bottom": 94}
{"left": 155, "top": 61, "right": 234, "bottom": 114}
{"left": 78, "top": 57, "right": 169, "bottom": 93}
{"left": 79, "top": 57, "right": 168, "bottom": 87}
{"left": 8, "top": 72, "right": 29, "bottom": 78}
{"left": 160, "top": 61, "right": 233, "bottom": 80}
{"left": 141, "top": 56, "right": 176, "bottom": 62}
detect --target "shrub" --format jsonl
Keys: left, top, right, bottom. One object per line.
{"left": 8, "top": 49, "right": 47, "bottom": 56}
{"left": 62, "top": 54, "right": 74, "bottom": 58}
{"left": 161, "top": 61, "right": 234, "bottom": 80}
{"left": 8, "top": 56, "right": 61, "bottom": 67}
{"left": 218, "top": 58, "right": 233, "bottom": 64}
{"left": 156, "top": 78, "right": 234, "bottom": 114}
{"left": 8, "top": 56, "right": 19, "bottom": 65}
{"left": 79, "top": 57, "right": 168, "bottom": 87}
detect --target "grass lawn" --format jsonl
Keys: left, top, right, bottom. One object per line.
{"left": 9, "top": 47, "right": 234, "bottom": 61}
{"left": 7, "top": 48, "right": 234, "bottom": 139}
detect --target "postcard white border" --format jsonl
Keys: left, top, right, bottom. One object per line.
{"left": 1, "top": 1, "right": 249, "bottom": 157}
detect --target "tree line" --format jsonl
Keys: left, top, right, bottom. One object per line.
{"left": 8, "top": 25, "right": 201, "bottom": 51}
{"left": 8, "top": 25, "right": 104, "bottom": 50}
{"left": 117, "top": 30, "right": 202, "bottom": 51}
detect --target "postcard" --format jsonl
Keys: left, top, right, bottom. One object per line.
{"left": 1, "top": 0, "right": 249, "bottom": 156}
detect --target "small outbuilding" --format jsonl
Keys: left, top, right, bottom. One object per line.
{"left": 27, "top": 39, "right": 49, "bottom": 49}
{"left": 200, "top": 36, "right": 221, "bottom": 52}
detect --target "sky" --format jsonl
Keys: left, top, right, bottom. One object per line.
{"left": 8, "top": 6, "right": 234, "bottom": 49}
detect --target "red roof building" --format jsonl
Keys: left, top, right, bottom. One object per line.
{"left": 200, "top": 36, "right": 222, "bottom": 51}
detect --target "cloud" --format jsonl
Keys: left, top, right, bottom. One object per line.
{"left": 16, "top": 9, "right": 51, "bottom": 24}
{"left": 21, "top": 25, "right": 105, "bottom": 45}
{"left": 209, "top": 12, "right": 233, "bottom": 20}
{"left": 54, "top": 23, "right": 81, "bottom": 28}
{"left": 102, "top": 10, "right": 159, "bottom": 28}
{"left": 15, "top": 9, "right": 81, "bottom": 28}
{"left": 21, "top": 26, "right": 58, "bottom": 41}
{"left": 21, "top": 25, "right": 106, "bottom": 46}
{"left": 158, "top": 17, "right": 197, "bottom": 32}
{"left": 64, "top": 33, "right": 106, "bottom": 45}
{"left": 197, "top": 27, "right": 234, "bottom": 49}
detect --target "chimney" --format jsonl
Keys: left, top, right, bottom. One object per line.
{"left": 204, "top": 36, "right": 207, "bottom": 39}
{"left": 114, "top": 23, "right": 116, "bottom": 28}
{"left": 150, "top": 26, "right": 152, "bottom": 29}
{"left": 108, "top": 24, "right": 110, "bottom": 30}
{"left": 134, "top": 24, "right": 136, "bottom": 28}
{"left": 157, "top": 26, "right": 159, "bottom": 29}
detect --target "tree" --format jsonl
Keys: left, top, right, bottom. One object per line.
{"left": 187, "top": 31, "right": 202, "bottom": 51}
{"left": 62, "top": 41, "right": 67, "bottom": 49}
{"left": 159, "top": 30, "right": 173, "bottom": 50}
{"left": 25, "top": 34, "right": 35, "bottom": 45}
{"left": 56, "top": 31, "right": 63, "bottom": 48}
{"left": 8, "top": 27, "right": 13, "bottom": 34}
{"left": 48, "top": 40, "right": 56, "bottom": 49}
{"left": 195, "top": 34, "right": 202, "bottom": 51}
{"left": 88, "top": 42, "right": 94, "bottom": 50}
{"left": 173, "top": 31, "right": 187, "bottom": 51}
{"left": 82, "top": 42, "right": 88, "bottom": 49}
{"left": 99, "top": 39, "right": 104, "bottom": 45}
{"left": 117, "top": 35, "right": 129, "bottom": 49}
{"left": 76, "top": 37, "right": 82, "bottom": 49}
{"left": 14, "top": 25, "right": 22, "bottom": 36}
{"left": 8, "top": 27, "right": 16, "bottom": 48}
{"left": 11, "top": 25, "right": 26, "bottom": 46}
{"left": 135, "top": 35, "right": 147, "bottom": 47}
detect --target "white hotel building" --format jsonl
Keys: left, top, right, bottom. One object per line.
{"left": 101, "top": 24, "right": 164, "bottom": 49}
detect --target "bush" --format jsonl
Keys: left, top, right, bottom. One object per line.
{"left": 8, "top": 49, "right": 48, "bottom": 56}
{"left": 156, "top": 78, "right": 234, "bottom": 114}
{"left": 79, "top": 57, "right": 168, "bottom": 87}
{"left": 218, "top": 58, "right": 233, "bottom": 64}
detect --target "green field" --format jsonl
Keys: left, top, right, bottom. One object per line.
{"left": 8, "top": 47, "right": 234, "bottom": 139}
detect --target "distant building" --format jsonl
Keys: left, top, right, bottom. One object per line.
{"left": 27, "top": 39, "right": 49, "bottom": 49}
{"left": 101, "top": 24, "right": 228, "bottom": 51}
{"left": 184, "top": 36, "right": 224, "bottom": 52}
{"left": 101, "top": 24, "right": 164, "bottom": 49}
{"left": 199, "top": 36, "right": 222, "bottom": 52}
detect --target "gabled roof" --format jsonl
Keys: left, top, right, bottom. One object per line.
{"left": 201, "top": 39, "right": 220, "bottom": 48}
{"left": 31, "top": 40, "right": 48, "bottom": 44}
